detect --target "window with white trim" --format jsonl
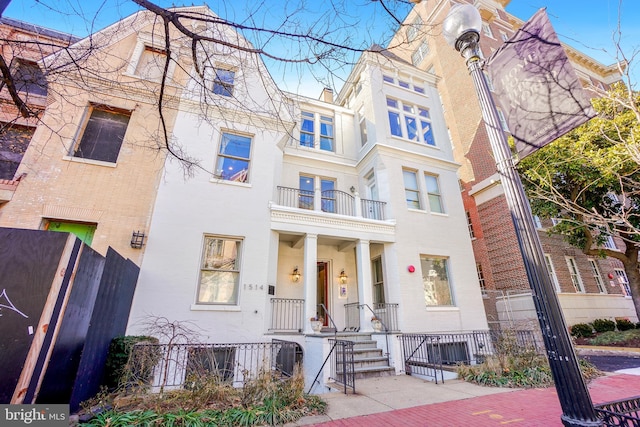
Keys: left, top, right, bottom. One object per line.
{"left": 565, "top": 257, "right": 585, "bottom": 293}
{"left": 411, "top": 40, "right": 429, "bottom": 66}
{"left": 72, "top": 105, "right": 131, "bottom": 163}
{"left": 614, "top": 268, "right": 631, "bottom": 296}
{"left": 358, "top": 107, "right": 368, "bottom": 146}
{"left": 421, "top": 256, "right": 454, "bottom": 306}
{"left": 387, "top": 98, "right": 436, "bottom": 146}
{"left": 406, "top": 16, "right": 423, "bottom": 43}
{"left": 466, "top": 211, "right": 475, "bottom": 238}
{"left": 424, "top": 174, "right": 444, "bottom": 213}
{"left": 198, "top": 236, "right": 242, "bottom": 305}
{"left": 299, "top": 111, "right": 334, "bottom": 151}
{"left": 215, "top": 132, "right": 252, "bottom": 182}
{"left": 545, "top": 254, "right": 561, "bottom": 292}
{"left": 588, "top": 259, "right": 607, "bottom": 293}
{"left": 213, "top": 68, "right": 235, "bottom": 97}
{"left": 482, "top": 22, "right": 494, "bottom": 38}
{"left": 403, "top": 169, "right": 421, "bottom": 209}
{"left": 603, "top": 235, "right": 618, "bottom": 250}
{"left": 500, "top": 31, "right": 509, "bottom": 42}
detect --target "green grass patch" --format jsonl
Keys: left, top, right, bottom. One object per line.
{"left": 585, "top": 329, "right": 640, "bottom": 347}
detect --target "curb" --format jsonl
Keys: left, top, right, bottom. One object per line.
{"left": 576, "top": 345, "right": 640, "bottom": 357}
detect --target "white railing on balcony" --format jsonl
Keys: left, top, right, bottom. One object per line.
{"left": 276, "top": 186, "right": 386, "bottom": 220}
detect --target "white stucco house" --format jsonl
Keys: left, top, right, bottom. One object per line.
{"left": 125, "top": 9, "right": 488, "bottom": 391}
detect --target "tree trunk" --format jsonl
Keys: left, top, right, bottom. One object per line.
{"left": 621, "top": 246, "right": 640, "bottom": 320}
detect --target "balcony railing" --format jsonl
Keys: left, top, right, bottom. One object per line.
{"left": 269, "top": 298, "right": 304, "bottom": 333}
{"left": 343, "top": 302, "right": 399, "bottom": 332}
{"left": 276, "top": 186, "right": 386, "bottom": 220}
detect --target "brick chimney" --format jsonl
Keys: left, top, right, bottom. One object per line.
{"left": 320, "top": 87, "right": 334, "bottom": 103}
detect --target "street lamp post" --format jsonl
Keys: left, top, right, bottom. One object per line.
{"left": 443, "top": 5, "right": 600, "bottom": 427}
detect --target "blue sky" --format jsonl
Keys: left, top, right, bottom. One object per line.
{"left": 3, "top": 0, "right": 638, "bottom": 96}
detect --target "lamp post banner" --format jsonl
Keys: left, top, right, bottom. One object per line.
{"left": 486, "top": 8, "right": 595, "bottom": 159}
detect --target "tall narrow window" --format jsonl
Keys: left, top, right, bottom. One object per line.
{"left": 213, "top": 68, "right": 235, "bottom": 96}
{"left": 476, "top": 263, "right": 486, "bottom": 293}
{"left": 565, "top": 257, "right": 585, "bottom": 293}
{"left": 300, "top": 111, "right": 315, "bottom": 147}
{"left": 403, "top": 170, "right": 421, "bottom": 209}
{"left": 424, "top": 174, "right": 444, "bottom": 213}
{"left": 466, "top": 211, "right": 475, "bottom": 238}
{"left": 198, "top": 236, "right": 241, "bottom": 304}
{"left": 320, "top": 178, "right": 336, "bottom": 213}
{"left": 0, "top": 123, "right": 35, "bottom": 180}
{"left": 588, "top": 259, "right": 606, "bottom": 293}
{"left": 299, "top": 175, "right": 314, "bottom": 209}
{"left": 615, "top": 269, "right": 631, "bottom": 296}
{"left": 545, "top": 254, "right": 561, "bottom": 292}
{"left": 387, "top": 98, "right": 402, "bottom": 137}
{"left": 134, "top": 46, "right": 167, "bottom": 81}
{"left": 320, "top": 115, "right": 334, "bottom": 151}
{"left": 215, "top": 132, "right": 251, "bottom": 182}
{"left": 358, "top": 108, "right": 368, "bottom": 146}
{"left": 372, "top": 257, "right": 385, "bottom": 304}
{"left": 421, "top": 256, "right": 454, "bottom": 306}
{"left": 73, "top": 105, "right": 131, "bottom": 163}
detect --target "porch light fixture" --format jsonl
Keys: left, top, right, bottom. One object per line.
{"left": 291, "top": 267, "right": 301, "bottom": 282}
{"left": 339, "top": 269, "right": 348, "bottom": 284}
{"left": 131, "top": 230, "right": 146, "bottom": 248}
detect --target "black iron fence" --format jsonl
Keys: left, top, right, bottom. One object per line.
{"left": 329, "top": 339, "right": 355, "bottom": 394}
{"left": 129, "top": 341, "right": 301, "bottom": 392}
{"left": 372, "top": 303, "right": 399, "bottom": 332}
{"left": 343, "top": 302, "right": 399, "bottom": 332}
{"left": 595, "top": 396, "right": 640, "bottom": 426}
{"left": 321, "top": 189, "right": 354, "bottom": 216}
{"left": 269, "top": 298, "right": 304, "bottom": 332}
{"left": 399, "top": 330, "right": 543, "bottom": 382}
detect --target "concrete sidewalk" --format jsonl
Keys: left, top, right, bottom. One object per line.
{"left": 294, "top": 372, "right": 640, "bottom": 426}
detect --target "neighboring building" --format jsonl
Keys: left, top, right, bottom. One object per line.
{"left": 0, "top": 11, "right": 190, "bottom": 264}
{"left": 387, "top": 0, "right": 637, "bottom": 327}
{"left": 0, "top": 18, "right": 78, "bottom": 199}
{"left": 124, "top": 8, "right": 486, "bottom": 388}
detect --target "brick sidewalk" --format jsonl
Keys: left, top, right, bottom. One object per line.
{"left": 309, "top": 374, "right": 640, "bottom": 426}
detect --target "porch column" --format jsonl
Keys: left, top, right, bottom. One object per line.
{"left": 303, "top": 233, "right": 318, "bottom": 334}
{"left": 356, "top": 239, "right": 374, "bottom": 331}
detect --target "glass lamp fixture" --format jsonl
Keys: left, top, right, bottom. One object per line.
{"left": 442, "top": 3, "right": 482, "bottom": 50}
{"left": 339, "top": 269, "right": 348, "bottom": 284}
{"left": 291, "top": 267, "right": 301, "bottom": 282}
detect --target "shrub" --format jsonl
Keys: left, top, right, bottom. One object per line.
{"left": 592, "top": 318, "right": 615, "bottom": 333}
{"left": 570, "top": 323, "right": 594, "bottom": 338}
{"left": 103, "top": 335, "right": 158, "bottom": 390}
{"left": 616, "top": 318, "right": 635, "bottom": 331}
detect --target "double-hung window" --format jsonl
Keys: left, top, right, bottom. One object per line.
{"left": 565, "top": 257, "right": 585, "bottom": 293}
{"left": 320, "top": 115, "right": 334, "bottom": 151}
{"left": 615, "top": 269, "right": 631, "bottom": 296}
{"left": 387, "top": 98, "right": 435, "bottom": 146}
{"left": 406, "top": 16, "right": 422, "bottom": 43}
{"left": 13, "top": 59, "right": 47, "bottom": 96}
{"left": 421, "top": 256, "right": 454, "bottom": 306}
{"left": 213, "top": 68, "right": 235, "bottom": 97}
{"left": 424, "top": 174, "right": 444, "bottom": 213}
{"left": 403, "top": 169, "right": 421, "bottom": 209}
{"left": 299, "top": 111, "right": 334, "bottom": 152}
{"left": 588, "top": 259, "right": 606, "bottom": 293}
{"left": 411, "top": 40, "right": 429, "bottom": 66}
{"left": 198, "top": 236, "right": 241, "bottom": 305}
{"left": 544, "top": 254, "right": 561, "bottom": 292}
{"left": 73, "top": 105, "right": 131, "bottom": 163}
{"left": 215, "top": 132, "right": 251, "bottom": 182}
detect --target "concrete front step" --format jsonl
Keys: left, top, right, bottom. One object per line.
{"left": 339, "top": 356, "right": 390, "bottom": 370}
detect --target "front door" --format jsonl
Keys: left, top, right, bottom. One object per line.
{"left": 317, "top": 262, "right": 329, "bottom": 325}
